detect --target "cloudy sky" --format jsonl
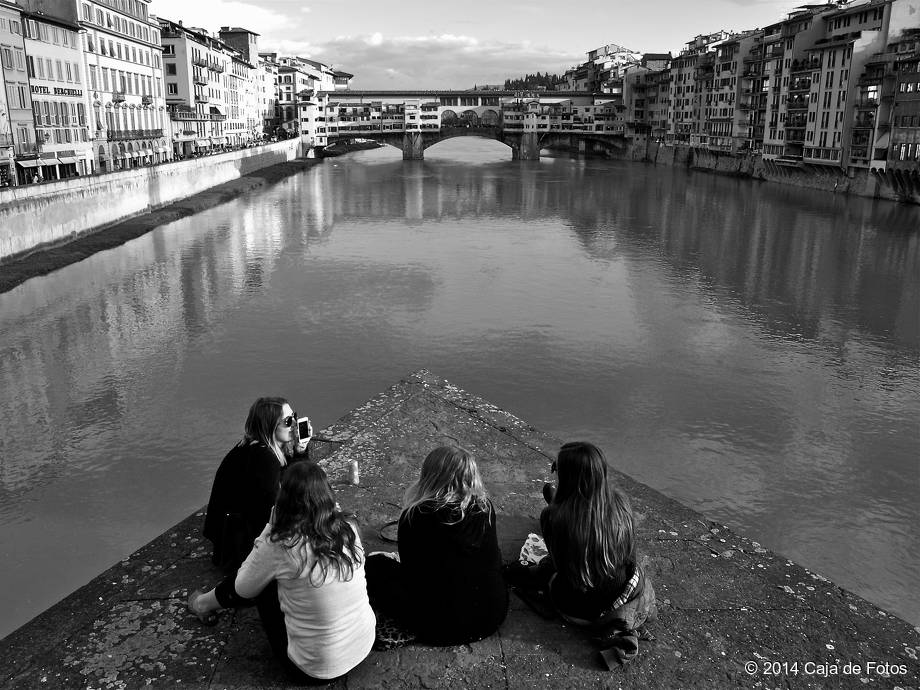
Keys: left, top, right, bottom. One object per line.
{"left": 149, "top": 0, "right": 801, "bottom": 88}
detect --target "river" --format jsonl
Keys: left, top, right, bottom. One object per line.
{"left": 0, "top": 139, "right": 917, "bottom": 638}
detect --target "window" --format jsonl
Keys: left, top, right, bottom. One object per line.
{"left": 0, "top": 48, "right": 12, "bottom": 70}
{"left": 167, "top": 82, "right": 177, "bottom": 94}
{"left": 166, "top": 63, "right": 176, "bottom": 75}
{"left": 26, "top": 56, "right": 35, "bottom": 78}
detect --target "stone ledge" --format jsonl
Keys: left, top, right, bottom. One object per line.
{"left": 2, "top": 370, "right": 918, "bottom": 689}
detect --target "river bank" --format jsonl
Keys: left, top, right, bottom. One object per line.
{"left": 1, "top": 371, "right": 917, "bottom": 689}
{"left": 618, "top": 136, "right": 920, "bottom": 205}
{"left": 0, "top": 156, "right": 318, "bottom": 294}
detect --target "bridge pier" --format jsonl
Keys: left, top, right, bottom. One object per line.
{"left": 402, "top": 132, "right": 425, "bottom": 160}
{"left": 511, "top": 132, "right": 541, "bottom": 161}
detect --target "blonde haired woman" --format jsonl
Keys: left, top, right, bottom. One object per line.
{"left": 366, "top": 446, "right": 508, "bottom": 645}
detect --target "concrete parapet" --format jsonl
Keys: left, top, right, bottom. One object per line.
{"left": 0, "top": 140, "right": 301, "bottom": 262}
{"left": 1, "top": 371, "right": 917, "bottom": 689}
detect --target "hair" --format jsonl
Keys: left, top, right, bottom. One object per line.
{"left": 548, "top": 441, "right": 635, "bottom": 592}
{"left": 270, "top": 462, "right": 361, "bottom": 585}
{"left": 242, "top": 397, "right": 289, "bottom": 465}
{"left": 403, "top": 445, "right": 491, "bottom": 524}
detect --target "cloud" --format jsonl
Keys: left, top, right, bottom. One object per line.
{"left": 294, "top": 33, "right": 582, "bottom": 89}
{"left": 149, "top": 0, "right": 291, "bottom": 34}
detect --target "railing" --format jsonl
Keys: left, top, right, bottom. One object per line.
{"left": 786, "top": 96, "right": 809, "bottom": 110}
{"left": 192, "top": 57, "right": 209, "bottom": 68}
{"left": 169, "top": 110, "right": 200, "bottom": 121}
{"left": 856, "top": 97, "right": 880, "bottom": 108}
{"left": 193, "top": 76, "right": 208, "bottom": 86}
{"left": 141, "top": 95, "right": 153, "bottom": 105}
{"left": 210, "top": 114, "right": 226, "bottom": 121}
{"left": 195, "top": 95, "right": 209, "bottom": 103}
{"left": 112, "top": 90, "right": 126, "bottom": 103}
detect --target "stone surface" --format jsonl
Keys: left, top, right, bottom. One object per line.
{"left": 1, "top": 370, "right": 918, "bottom": 689}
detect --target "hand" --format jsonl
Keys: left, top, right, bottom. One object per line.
{"left": 297, "top": 417, "right": 313, "bottom": 453}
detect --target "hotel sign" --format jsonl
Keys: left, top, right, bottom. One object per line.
{"left": 30, "top": 86, "right": 84, "bottom": 97}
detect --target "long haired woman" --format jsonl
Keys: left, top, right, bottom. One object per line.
{"left": 366, "top": 445, "right": 508, "bottom": 645}
{"left": 203, "top": 396, "right": 311, "bottom": 571}
{"left": 537, "top": 442, "right": 656, "bottom": 667}
{"left": 189, "top": 462, "right": 375, "bottom": 684}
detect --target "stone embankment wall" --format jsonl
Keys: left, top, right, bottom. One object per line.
{"left": 0, "top": 139, "right": 301, "bottom": 262}
{"left": 618, "top": 136, "right": 920, "bottom": 205}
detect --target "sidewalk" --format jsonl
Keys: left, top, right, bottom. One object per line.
{"left": 2, "top": 370, "right": 918, "bottom": 688}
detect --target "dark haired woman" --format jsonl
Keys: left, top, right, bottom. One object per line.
{"left": 520, "top": 442, "right": 656, "bottom": 668}
{"left": 366, "top": 445, "right": 508, "bottom": 645}
{"left": 189, "top": 462, "right": 375, "bottom": 684}
{"left": 203, "top": 397, "right": 311, "bottom": 571}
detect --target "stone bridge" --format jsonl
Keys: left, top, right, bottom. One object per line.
{"left": 303, "top": 90, "right": 630, "bottom": 160}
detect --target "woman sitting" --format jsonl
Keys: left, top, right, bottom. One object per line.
{"left": 203, "top": 397, "right": 310, "bottom": 571}
{"left": 511, "top": 441, "right": 656, "bottom": 668}
{"left": 366, "top": 445, "right": 508, "bottom": 645}
{"left": 189, "top": 462, "right": 376, "bottom": 684}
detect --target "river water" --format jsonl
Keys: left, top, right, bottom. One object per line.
{"left": 0, "top": 140, "right": 918, "bottom": 638}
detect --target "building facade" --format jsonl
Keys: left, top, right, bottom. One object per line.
{"left": 159, "top": 18, "right": 232, "bottom": 157}
{"left": 1, "top": 0, "right": 37, "bottom": 185}
{"left": 22, "top": 10, "right": 93, "bottom": 178}
{"left": 20, "top": 0, "right": 172, "bottom": 170}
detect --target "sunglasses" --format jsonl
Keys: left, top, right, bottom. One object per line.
{"left": 279, "top": 412, "right": 298, "bottom": 428}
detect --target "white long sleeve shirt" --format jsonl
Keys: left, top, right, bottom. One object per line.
{"left": 235, "top": 523, "right": 376, "bottom": 679}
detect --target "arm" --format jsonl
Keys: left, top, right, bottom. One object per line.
{"left": 233, "top": 529, "right": 287, "bottom": 600}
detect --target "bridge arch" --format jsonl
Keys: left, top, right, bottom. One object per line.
{"left": 481, "top": 109, "right": 500, "bottom": 127}
{"left": 460, "top": 110, "right": 480, "bottom": 126}
{"left": 441, "top": 109, "right": 458, "bottom": 125}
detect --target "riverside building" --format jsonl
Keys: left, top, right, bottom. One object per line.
{"left": 159, "top": 18, "right": 233, "bottom": 157}
{"left": 21, "top": 10, "right": 93, "bottom": 179}
{"left": 1, "top": 0, "right": 37, "bottom": 185}
{"left": 17, "top": 0, "right": 171, "bottom": 171}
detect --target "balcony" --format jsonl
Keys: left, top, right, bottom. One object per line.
{"left": 209, "top": 61, "right": 224, "bottom": 73}
{"left": 790, "top": 58, "right": 821, "bottom": 73}
{"left": 112, "top": 90, "right": 126, "bottom": 103}
{"left": 789, "top": 79, "right": 811, "bottom": 93}
{"left": 785, "top": 128, "right": 806, "bottom": 143}
{"left": 195, "top": 95, "right": 209, "bottom": 104}
{"left": 193, "top": 75, "right": 208, "bottom": 86}
{"left": 786, "top": 96, "right": 809, "bottom": 110}
{"left": 853, "top": 115, "right": 876, "bottom": 129}
{"left": 141, "top": 95, "right": 153, "bottom": 105}
{"left": 169, "top": 109, "right": 200, "bottom": 121}
{"left": 856, "top": 97, "right": 880, "bottom": 108}
{"left": 192, "top": 57, "right": 209, "bottom": 68}
{"left": 210, "top": 113, "right": 226, "bottom": 121}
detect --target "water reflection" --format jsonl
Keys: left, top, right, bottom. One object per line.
{"left": 0, "top": 140, "right": 917, "bottom": 637}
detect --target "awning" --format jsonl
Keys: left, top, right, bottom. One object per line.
{"left": 142, "top": 149, "right": 154, "bottom": 156}
{"left": 875, "top": 132, "right": 890, "bottom": 149}
{"left": 157, "top": 146, "right": 168, "bottom": 153}
{"left": 57, "top": 156, "right": 79, "bottom": 165}
{"left": 40, "top": 158, "right": 63, "bottom": 166}
{"left": 195, "top": 139, "right": 210, "bottom": 147}
{"left": 15, "top": 159, "right": 43, "bottom": 168}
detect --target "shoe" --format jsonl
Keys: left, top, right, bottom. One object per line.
{"left": 187, "top": 588, "right": 219, "bottom": 626}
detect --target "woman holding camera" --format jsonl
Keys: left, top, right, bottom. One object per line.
{"left": 365, "top": 445, "right": 508, "bottom": 645}
{"left": 189, "top": 462, "right": 375, "bottom": 684}
{"left": 203, "top": 396, "right": 311, "bottom": 572}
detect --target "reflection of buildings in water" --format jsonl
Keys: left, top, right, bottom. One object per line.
{"left": 0, "top": 197, "right": 296, "bottom": 492}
